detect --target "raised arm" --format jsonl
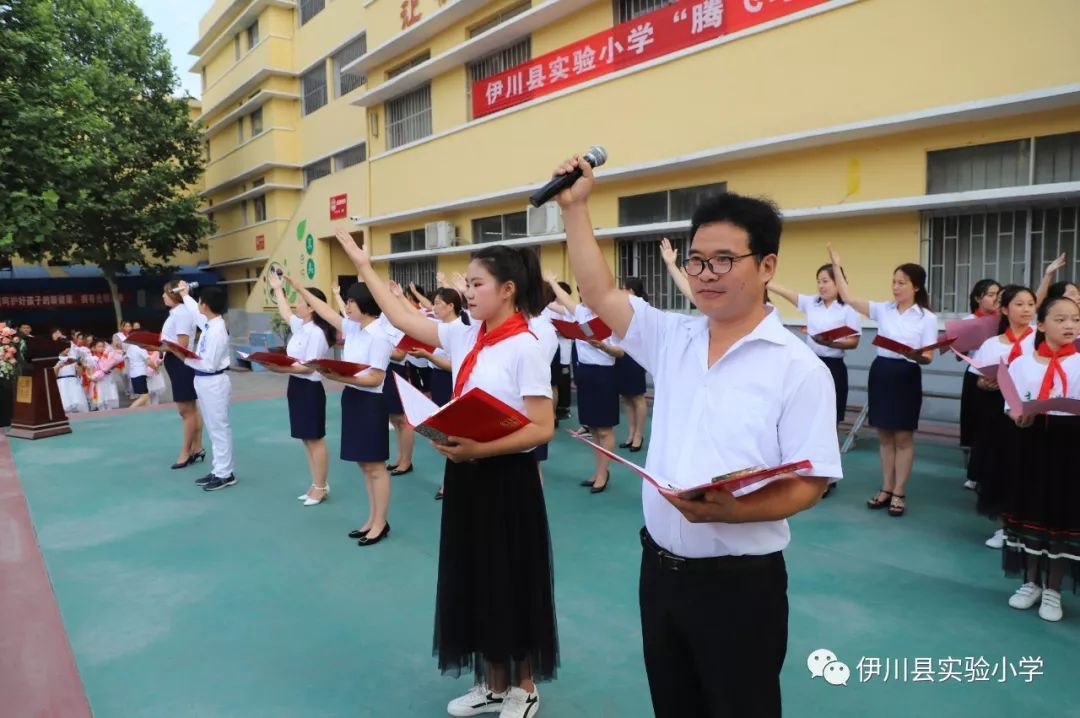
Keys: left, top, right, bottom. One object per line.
{"left": 544, "top": 271, "right": 578, "bottom": 314}
{"left": 825, "top": 244, "right": 871, "bottom": 318}
{"left": 556, "top": 156, "right": 634, "bottom": 337}
{"left": 765, "top": 281, "right": 800, "bottom": 308}
{"left": 266, "top": 271, "right": 295, "bottom": 325}
{"left": 331, "top": 284, "right": 347, "bottom": 318}
{"left": 289, "top": 277, "right": 344, "bottom": 332}
{"left": 659, "top": 237, "right": 694, "bottom": 305}
{"left": 1035, "top": 252, "right": 1067, "bottom": 308}
{"left": 333, "top": 228, "right": 441, "bottom": 348}
{"left": 409, "top": 282, "right": 434, "bottom": 311}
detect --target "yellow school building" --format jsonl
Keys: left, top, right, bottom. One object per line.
{"left": 191, "top": 0, "right": 1080, "bottom": 331}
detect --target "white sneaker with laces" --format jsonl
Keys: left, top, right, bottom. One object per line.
{"left": 447, "top": 685, "right": 508, "bottom": 717}
{"left": 1008, "top": 582, "right": 1042, "bottom": 610}
{"left": 963, "top": 479, "right": 978, "bottom": 490}
{"left": 1038, "top": 589, "right": 1063, "bottom": 622}
{"left": 984, "top": 529, "right": 1005, "bottom": 549}
{"left": 499, "top": 687, "right": 540, "bottom": 718}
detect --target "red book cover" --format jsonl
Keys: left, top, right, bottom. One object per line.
{"left": 242, "top": 351, "right": 298, "bottom": 367}
{"left": 567, "top": 430, "right": 813, "bottom": 498}
{"left": 304, "top": 358, "right": 371, "bottom": 376}
{"left": 945, "top": 314, "right": 1001, "bottom": 353}
{"left": 163, "top": 339, "right": 200, "bottom": 360}
{"left": 397, "top": 335, "right": 436, "bottom": 354}
{"left": 394, "top": 372, "right": 530, "bottom": 444}
{"left": 550, "top": 317, "right": 613, "bottom": 341}
{"left": 950, "top": 347, "right": 999, "bottom": 379}
{"left": 872, "top": 335, "right": 956, "bottom": 355}
{"left": 812, "top": 325, "right": 858, "bottom": 342}
{"left": 125, "top": 330, "right": 163, "bottom": 350}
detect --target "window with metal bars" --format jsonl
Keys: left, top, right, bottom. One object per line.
{"left": 466, "top": 37, "right": 531, "bottom": 117}
{"left": 468, "top": 1, "right": 532, "bottom": 37}
{"left": 471, "top": 211, "right": 528, "bottom": 243}
{"left": 334, "top": 143, "right": 367, "bottom": 171}
{"left": 386, "top": 84, "right": 432, "bottom": 149}
{"left": 1034, "top": 131, "right": 1080, "bottom": 185}
{"left": 614, "top": 0, "right": 675, "bottom": 23}
{"left": 923, "top": 205, "right": 1080, "bottom": 314}
{"left": 926, "top": 140, "right": 1031, "bottom": 194}
{"left": 303, "top": 158, "right": 331, "bottom": 187}
{"left": 334, "top": 35, "right": 367, "bottom": 97}
{"left": 299, "top": 0, "right": 325, "bottom": 26}
{"left": 390, "top": 259, "right": 438, "bottom": 293}
{"left": 389, "top": 229, "right": 426, "bottom": 254}
{"left": 302, "top": 65, "right": 328, "bottom": 115}
{"left": 617, "top": 232, "right": 692, "bottom": 311}
{"left": 617, "top": 182, "right": 727, "bottom": 225}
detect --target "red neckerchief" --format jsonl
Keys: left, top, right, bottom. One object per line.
{"left": 452, "top": 312, "right": 532, "bottom": 399}
{"left": 1036, "top": 341, "right": 1077, "bottom": 400}
{"left": 974, "top": 309, "right": 996, "bottom": 318}
{"left": 1005, "top": 326, "right": 1033, "bottom": 364}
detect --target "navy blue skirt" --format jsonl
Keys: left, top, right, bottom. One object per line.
{"left": 164, "top": 351, "right": 197, "bottom": 403}
{"left": 820, "top": 356, "right": 848, "bottom": 424}
{"left": 576, "top": 362, "right": 619, "bottom": 428}
{"left": 614, "top": 354, "right": 646, "bottom": 396}
{"left": 288, "top": 376, "right": 326, "bottom": 440}
{"left": 868, "top": 357, "right": 922, "bottom": 431}
{"left": 382, "top": 362, "right": 409, "bottom": 415}
{"left": 131, "top": 375, "right": 149, "bottom": 396}
{"left": 340, "top": 388, "right": 389, "bottom": 463}
{"left": 430, "top": 368, "right": 453, "bottom": 407}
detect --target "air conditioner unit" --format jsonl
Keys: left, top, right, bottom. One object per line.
{"left": 424, "top": 221, "right": 455, "bottom": 249}
{"left": 527, "top": 202, "right": 564, "bottom": 236}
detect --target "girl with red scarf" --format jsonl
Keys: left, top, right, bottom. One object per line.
{"left": 967, "top": 285, "right": 1036, "bottom": 549}
{"left": 999, "top": 295, "right": 1080, "bottom": 622}
{"left": 335, "top": 229, "right": 557, "bottom": 718}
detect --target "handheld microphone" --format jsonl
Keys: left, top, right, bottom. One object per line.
{"left": 171, "top": 281, "right": 200, "bottom": 293}
{"left": 529, "top": 146, "right": 607, "bottom": 208}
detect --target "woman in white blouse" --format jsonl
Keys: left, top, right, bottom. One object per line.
{"left": 828, "top": 245, "right": 937, "bottom": 518}
{"left": 265, "top": 272, "right": 334, "bottom": 506}
{"left": 161, "top": 281, "right": 205, "bottom": 469}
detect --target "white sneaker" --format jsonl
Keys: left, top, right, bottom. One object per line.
{"left": 448, "top": 685, "right": 508, "bottom": 717}
{"left": 499, "top": 687, "right": 540, "bottom": 718}
{"left": 1008, "top": 582, "right": 1042, "bottom": 610}
{"left": 963, "top": 479, "right": 978, "bottom": 490}
{"left": 984, "top": 529, "right": 1005, "bottom": 549}
{"left": 1038, "top": 589, "right": 1063, "bottom": 622}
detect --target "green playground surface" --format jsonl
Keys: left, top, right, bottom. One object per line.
{"left": 9, "top": 396, "right": 1080, "bottom": 717}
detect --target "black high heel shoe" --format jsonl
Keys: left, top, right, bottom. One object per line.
{"left": 590, "top": 471, "right": 610, "bottom": 494}
{"left": 191, "top": 450, "right": 206, "bottom": 463}
{"left": 618, "top": 440, "right": 633, "bottom": 449}
{"left": 628, "top": 442, "right": 643, "bottom": 453}
{"left": 171, "top": 455, "right": 193, "bottom": 470}
{"left": 358, "top": 523, "right": 390, "bottom": 547}
{"left": 348, "top": 527, "right": 370, "bottom": 539}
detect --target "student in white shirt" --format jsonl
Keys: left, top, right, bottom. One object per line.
{"left": 556, "top": 155, "right": 842, "bottom": 718}
{"left": 161, "top": 281, "right": 205, "bottom": 470}
{"left": 291, "top": 278, "right": 395, "bottom": 546}
{"left": 265, "top": 272, "right": 335, "bottom": 506}
{"left": 122, "top": 335, "right": 151, "bottom": 409}
{"left": 957, "top": 279, "right": 1002, "bottom": 463}
{"left": 335, "top": 229, "right": 557, "bottom": 718}
{"left": 170, "top": 283, "right": 234, "bottom": 491}
{"left": 967, "top": 285, "right": 1036, "bottom": 549}
{"left": 767, "top": 263, "right": 863, "bottom": 427}
{"left": 827, "top": 245, "right": 936, "bottom": 518}
{"left": 54, "top": 341, "right": 88, "bottom": 414}
{"left": 997, "top": 296, "right": 1080, "bottom": 623}
{"left": 540, "top": 281, "right": 574, "bottom": 421}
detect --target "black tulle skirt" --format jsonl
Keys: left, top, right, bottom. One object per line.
{"left": 433, "top": 452, "right": 559, "bottom": 683}
{"left": 958, "top": 371, "right": 983, "bottom": 448}
{"left": 999, "top": 415, "right": 1080, "bottom": 588}
{"left": 966, "top": 388, "right": 1008, "bottom": 517}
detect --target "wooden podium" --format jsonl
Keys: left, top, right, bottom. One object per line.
{"left": 7, "top": 337, "right": 72, "bottom": 440}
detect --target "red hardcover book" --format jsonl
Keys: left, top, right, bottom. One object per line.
{"left": 550, "top": 317, "right": 613, "bottom": 341}
{"left": 394, "top": 372, "right": 530, "bottom": 444}
{"left": 945, "top": 314, "right": 1001, "bottom": 353}
{"left": 568, "top": 430, "right": 813, "bottom": 499}
{"left": 872, "top": 334, "right": 956, "bottom": 355}
{"left": 396, "top": 335, "right": 436, "bottom": 354}
{"left": 125, "top": 330, "right": 200, "bottom": 359}
{"left": 950, "top": 348, "right": 999, "bottom": 379}
{"left": 303, "top": 358, "right": 371, "bottom": 376}
{"left": 240, "top": 351, "right": 298, "bottom": 367}
{"left": 812, "top": 325, "right": 858, "bottom": 342}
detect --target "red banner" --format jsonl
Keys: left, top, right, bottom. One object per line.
{"left": 330, "top": 194, "right": 348, "bottom": 220}
{"left": 0, "top": 292, "right": 131, "bottom": 310}
{"left": 472, "top": 0, "right": 831, "bottom": 118}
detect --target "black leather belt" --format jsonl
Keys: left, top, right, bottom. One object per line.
{"left": 640, "top": 527, "right": 782, "bottom": 572}
{"left": 193, "top": 369, "right": 228, "bottom": 377}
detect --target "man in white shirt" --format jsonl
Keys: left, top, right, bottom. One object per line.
{"left": 556, "top": 156, "right": 843, "bottom": 717}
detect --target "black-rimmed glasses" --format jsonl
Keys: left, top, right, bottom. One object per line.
{"left": 681, "top": 253, "right": 757, "bottom": 276}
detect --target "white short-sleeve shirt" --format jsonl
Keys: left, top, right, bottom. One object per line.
{"left": 161, "top": 303, "right": 197, "bottom": 344}
{"left": 617, "top": 296, "right": 844, "bottom": 558}
{"left": 1006, "top": 351, "right": 1080, "bottom": 416}
{"left": 542, "top": 306, "right": 573, "bottom": 364}
{"left": 573, "top": 304, "right": 614, "bottom": 366}
{"left": 341, "top": 318, "right": 393, "bottom": 393}
{"left": 436, "top": 317, "right": 552, "bottom": 415}
{"left": 972, "top": 330, "right": 1035, "bottom": 369}
{"left": 796, "top": 294, "right": 862, "bottom": 359}
{"left": 287, "top": 316, "right": 331, "bottom": 382}
{"left": 868, "top": 302, "right": 939, "bottom": 362}
{"left": 529, "top": 314, "right": 560, "bottom": 365}
{"left": 124, "top": 344, "right": 149, "bottom": 378}
{"left": 371, "top": 314, "right": 406, "bottom": 365}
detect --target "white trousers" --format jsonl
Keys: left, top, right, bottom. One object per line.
{"left": 195, "top": 373, "right": 234, "bottom": 478}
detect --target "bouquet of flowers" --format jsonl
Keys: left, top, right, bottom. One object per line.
{"left": 0, "top": 323, "right": 23, "bottom": 380}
